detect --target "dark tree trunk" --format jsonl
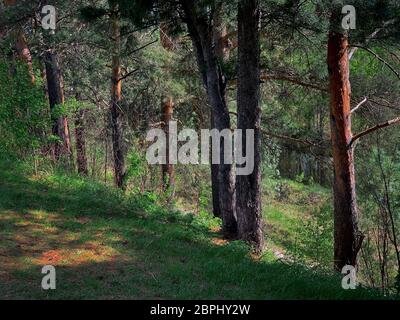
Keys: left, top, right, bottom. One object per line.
{"left": 209, "top": 9, "right": 227, "bottom": 219}
{"left": 236, "top": 0, "right": 264, "bottom": 253}
{"left": 161, "top": 96, "right": 175, "bottom": 199}
{"left": 44, "top": 50, "right": 72, "bottom": 162}
{"left": 181, "top": 0, "right": 237, "bottom": 238}
{"left": 210, "top": 161, "right": 221, "bottom": 217}
{"left": 327, "top": 22, "right": 363, "bottom": 271}
{"left": 110, "top": 6, "right": 125, "bottom": 188}
{"left": 74, "top": 109, "right": 88, "bottom": 176}
{"left": 210, "top": 108, "right": 221, "bottom": 218}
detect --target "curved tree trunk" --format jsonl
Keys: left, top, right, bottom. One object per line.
{"left": 236, "top": 0, "right": 264, "bottom": 253}
{"left": 327, "top": 23, "right": 363, "bottom": 271}
{"left": 181, "top": 0, "right": 237, "bottom": 237}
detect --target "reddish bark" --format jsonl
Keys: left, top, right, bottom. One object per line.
{"left": 328, "top": 29, "right": 363, "bottom": 271}
{"left": 15, "top": 31, "right": 35, "bottom": 84}
{"left": 160, "top": 22, "right": 175, "bottom": 51}
{"left": 4, "top": 0, "right": 35, "bottom": 84}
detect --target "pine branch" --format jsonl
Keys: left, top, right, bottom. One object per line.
{"left": 125, "top": 39, "right": 158, "bottom": 56}
{"left": 118, "top": 68, "right": 139, "bottom": 82}
{"left": 352, "top": 45, "right": 400, "bottom": 80}
{"left": 350, "top": 117, "right": 400, "bottom": 147}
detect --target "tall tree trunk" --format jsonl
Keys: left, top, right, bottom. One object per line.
{"left": 4, "top": 0, "right": 35, "bottom": 84}
{"left": 15, "top": 31, "right": 35, "bottom": 84}
{"left": 161, "top": 96, "right": 175, "bottom": 199}
{"left": 236, "top": 0, "right": 264, "bottom": 253}
{"left": 159, "top": 21, "right": 176, "bottom": 201}
{"left": 44, "top": 50, "right": 72, "bottom": 162}
{"left": 210, "top": 106, "right": 221, "bottom": 219}
{"left": 210, "top": 160, "right": 221, "bottom": 217}
{"left": 208, "top": 9, "right": 228, "bottom": 219}
{"left": 110, "top": 6, "right": 125, "bottom": 188}
{"left": 74, "top": 108, "right": 88, "bottom": 176}
{"left": 327, "top": 20, "right": 363, "bottom": 271}
{"left": 181, "top": 0, "right": 237, "bottom": 238}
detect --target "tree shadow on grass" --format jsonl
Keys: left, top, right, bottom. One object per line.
{"left": 0, "top": 161, "right": 384, "bottom": 300}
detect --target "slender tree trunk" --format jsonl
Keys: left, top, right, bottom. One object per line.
{"left": 15, "top": 31, "right": 35, "bottom": 84}
{"left": 44, "top": 50, "right": 72, "bottom": 162}
{"left": 181, "top": 0, "right": 237, "bottom": 237}
{"left": 91, "top": 146, "right": 97, "bottom": 178}
{"left": 209, "top": 9, "right": 228, "bottom": 219}
{"left": 74, "top": 108, "right": 88, "bottom": 176}
{"left": 159, "top": 21, "right": 176, "bottom": 201}
{"left": 236, "top": 0, "right": 264, "bottom": 253}
{"left": 327, "top": 23, "right": 363, "bottom": 271}
{"left": 204, "top": 47, "right": 237, "bottom": 237}
{"left": 104, "top": 137, "right": 108, "bottom": 183}
{"left": 110, "top": 6, "right": 125, "bottom": 188}
{"left": 210, "top": 113, "right": 221, "bottom": 218}
{"left": 4, "top": 0, "right": 35, "bottom": 84}
{"left": 161, "top": 96, "right": 175, "bottom": 199}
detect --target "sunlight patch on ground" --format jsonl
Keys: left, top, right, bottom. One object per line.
{"left": 0, "top": 209, "right": 128, "bottom": 281}
{"left": 31, "top": 241, "right": 120, "bottom": 266}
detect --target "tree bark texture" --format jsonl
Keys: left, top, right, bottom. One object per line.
{"left": 4, "top": 0, "right": 35, "bottom": 84}
{"left": 181, "top": 0, "right": 237, "bottom": 238}
{"left": 327, "top": 25, "right": 363, "bottom": 271}
{"left": 110, "top": 6, "right": 125, "bottom": 188}
{"left": 236, "top": 0, "right": 264, "bottom": 253}
{"left": 44, "top": 50, "right": 72, "bottom": 162}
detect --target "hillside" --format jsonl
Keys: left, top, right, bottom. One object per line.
{"left": 0, "top": 160, "right": 380, "bottom": 299}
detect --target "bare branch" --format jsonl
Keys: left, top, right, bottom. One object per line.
{"left": 349, "top": 19, "right": 397, "bottom": 60}
{"left": 261, "top": 129, "right": 326, "bottom": 149}
{"left": 125, "top": 39, "right": 158, "bottom": 56}
{"left": 118, "top": 68, "right": 139, "bottom": 82}
{"left": 350, "top": 117, "right": 400, "bottom": 147}
{"left": 351, "top": 97, "right": 368, "bottom": 113}
{"left": 260, "top": 72, "right": 328, "bottom": 92}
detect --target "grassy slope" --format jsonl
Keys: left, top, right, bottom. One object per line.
{"left": 0, "top": 160, "right": 381, "bottom": 299}
{"left": 263, "top": 179, "right": 334, "bottom": 267}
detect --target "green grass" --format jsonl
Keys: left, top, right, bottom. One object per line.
{"left": 263, "top": 179, "right": 334, "bottom": 266}
{"left": 0, "top": 159, "right": 383, "bottom": 299}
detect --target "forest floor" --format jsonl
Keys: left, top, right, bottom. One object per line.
{"left": 0, "top": 159, "right": 382, "bottom": 299}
